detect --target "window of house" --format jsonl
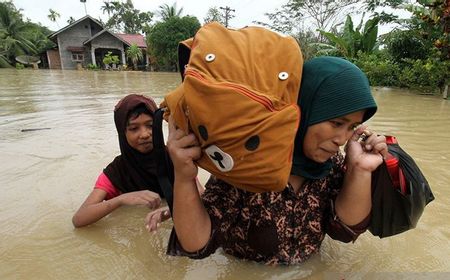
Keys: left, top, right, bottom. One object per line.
{"left": 71, "top": 53, "right": 84, "bottom": 62}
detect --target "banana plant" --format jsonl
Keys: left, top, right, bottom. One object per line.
{"left": 317, "top": 15, "right": 380, "bottom": 58}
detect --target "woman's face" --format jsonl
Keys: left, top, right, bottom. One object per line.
{"left": 125, "top": 113, "right": 153, "bottom": 153}
{"left": 303, "top": 110, "right": 365, "bottom": 163}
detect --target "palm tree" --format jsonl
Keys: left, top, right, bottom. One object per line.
{"left": 0, "top": 3, "right": 37, "bottom": 66}
{"left": 101, "top": 1, "right": 114, "bottom": 20}
{"left": 158, "top": 3, "right": 183, "bottom": 21}
{"left": 0, "top": 51, "right": 11, "bottom": 67}
{"left": 67, "top": 16, "right": 76, "bottom": 25}
{"left": 47, "top": 9, "right": 60, "bottom": 28}
{"left": 126, "top": 43, "right": 143, "bottom": 70}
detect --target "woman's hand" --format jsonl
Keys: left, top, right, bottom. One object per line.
{"left": 118, "top": 190, "right": 161, "bottom": 209}
{"left": 166, "top": 116, "right": 202, "bottom": 182}
{"left": 145, "top": 206, "right": 171, "bottom": 232}
{"left": 345, "top": 125, "right": 388, "bottom": 172}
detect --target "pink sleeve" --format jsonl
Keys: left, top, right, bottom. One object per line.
{"left": 94, "top": 172, "right": 121, "bottom": 200}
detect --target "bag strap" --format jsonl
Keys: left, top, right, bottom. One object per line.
{"left": 153, "top": 108, "right": 174, "bottom": 213}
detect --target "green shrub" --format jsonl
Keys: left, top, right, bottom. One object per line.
{"left": 382, "top": 30, "right": 430, "bottom": 64}
{"left": 102, "top": 52, "right": 120, "bottom": 66}
{"left": 87, "top": 63, "right": 100, "bottom": 70}
{"left": 355, "top": 52, "right": 401, "bottom": 87}
{"left": 399, "top": 58, "right": 448, "bottom": 92}
{"left": 15, "top": 63, "right": 25, "bottom": 69}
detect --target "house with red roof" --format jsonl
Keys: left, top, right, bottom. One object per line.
{"left": 47, "top": 15, "right": 147, "bottom": 70}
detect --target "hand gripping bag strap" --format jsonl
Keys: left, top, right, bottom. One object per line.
{"left": 369, "top": 139, "right": 434, "bottom": 238}
{"left": 152, "top": 108, "right": 174, "bottom": 213}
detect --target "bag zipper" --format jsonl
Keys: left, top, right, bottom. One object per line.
{"left": 185, "top": 69, "right": 276, "bottom": 112}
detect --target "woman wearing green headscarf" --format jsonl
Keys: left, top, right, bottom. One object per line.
{"left": 160, "top": 57, "right": 388, "bottom": 265}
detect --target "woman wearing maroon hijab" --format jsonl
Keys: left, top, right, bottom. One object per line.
{"left": 72, "top": 94, "right": 168, "bottom": 227}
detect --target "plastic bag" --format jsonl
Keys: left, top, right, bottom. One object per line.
{"left": 369, "top": 136, "right": 434, "bottom": 238}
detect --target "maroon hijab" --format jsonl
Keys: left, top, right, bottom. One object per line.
{"left": 103, "top": 94, "right": 163, "bottom": 196}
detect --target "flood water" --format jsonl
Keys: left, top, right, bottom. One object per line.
{"left": 0, "top": 69, "right": 449, "bottom": 279}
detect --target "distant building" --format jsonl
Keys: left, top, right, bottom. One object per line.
{"left": 47, "top": 15, "right": 147, "bottom": 70}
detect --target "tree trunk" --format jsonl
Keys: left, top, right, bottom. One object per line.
{"left": 443, "top": 84, "right": 448, "bottom": 99}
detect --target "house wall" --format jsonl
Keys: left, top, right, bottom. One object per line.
{"left": 57, "top": 18, "right": 102, "bottom": 69}
{"left": 46, "top": 49, "right": 61, "bottom": 69}
{"left": 90, "top": 32, "right": 125, "bottom": 66}
{"left": 91, "top": 32, "right": 124, "bottom": 53}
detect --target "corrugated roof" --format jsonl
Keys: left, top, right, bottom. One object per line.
{"left": 115, "top": 34, "right": 147, "bottom": 48}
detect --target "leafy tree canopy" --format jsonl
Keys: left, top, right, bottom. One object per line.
{"left": 147, "top": 15, "right": 200, "bottom": 71}
{"left": 0, "top": 1, "right": 54, "bottom": 67}
{"left": 256, "top": 0, "right": 410, "bottom": 37}
{"left": 104, "top": 0, "right": 153, "bottom": 34}
{"left": 204, "top": 6, "right": 225, "bottom": 25}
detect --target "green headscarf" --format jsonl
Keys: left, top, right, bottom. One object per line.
{"left": 291, "top": 56, "right": 377, "bottom": 179}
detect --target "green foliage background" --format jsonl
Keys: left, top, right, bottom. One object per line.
{"left": 147, "top": 16, "right": 200, "bottom": 71}
{"left": 1, "top": 0, "right": 449, "bottom": 94}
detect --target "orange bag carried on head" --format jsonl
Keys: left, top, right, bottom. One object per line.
{"left": 161, "top": 22, "right": 303, "bottom": 192}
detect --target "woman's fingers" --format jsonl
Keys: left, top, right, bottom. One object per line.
{"left": 168, "top": 115, "right": 190, "bottom": 141}
{"left": 135, "top": 190, "right": 161, "bottom": 209}
{"left": 162, "top": 209, "right": 171, "bottom": 220}
{"left": 362, "top": 132, "right": 377, "bottom": 151}
{"left": 176, "top": 133, "right": 199, "bottom": 148}
{"left": 145, "top": 211, "right": 158, "bottom": 232}
{"left": 372, "top": 138, "right": 389, "bottom": 158}
{"left": 349, "top": 126, "right": 388, "bottom": 157}
{"left": 147, "top": 196, "right": 161, "bottom": 209}
{"left": 145, "top": 216, "right": 158, "bottom": 232}
{"left": 145, "top": 208, "right": 170, "bottom": 233}
{"left": 186, "top": 146, "right": 202, "bottom": 161}
{"left": 350, "top": 125, "right": 368, "bottom": 142}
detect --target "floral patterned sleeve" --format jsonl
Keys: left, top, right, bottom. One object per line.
{"left": 167, "top": 176, "right": 243, "bottom": 259}
{"left": 324, "top": 153, "right": 371, "bottom": 243}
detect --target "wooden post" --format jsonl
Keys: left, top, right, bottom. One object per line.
{"left": 443, "top": 84, "right": 448, "bottom": 99}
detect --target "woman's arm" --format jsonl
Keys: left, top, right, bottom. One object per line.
{"left": 173, "top": 177, "right": 211, "bottom": 252}
{"left": 72, "top": 189, "right": 119, "bottom": 227}
{"left": 166, "top": 116, "right": 211, "bottom": 252}
{"left": 335, "top": 126, "right": 388, "bottom": 226}
{"left": 72, "top": 189, "right": 161, "bottom": 228}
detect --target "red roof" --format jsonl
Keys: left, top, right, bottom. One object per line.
{"left": 115, "top": 34, "right": 147, "bottom": 48}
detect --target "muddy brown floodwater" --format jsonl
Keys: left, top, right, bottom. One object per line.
{"left": 1, "top": 69, "right": 449, "bottom": 279}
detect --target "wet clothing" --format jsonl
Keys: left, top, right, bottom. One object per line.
{"left": 168, "top": 153, "right": 370, "bottom": 265}
{"left": 167, "top": 57, "right": 377, "bottom": 264}
{"left": 94, "top": 172, "right": 121, "bottom": 200}
{"left": 102, "top": 94, "right": 163, "bottom": 197}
